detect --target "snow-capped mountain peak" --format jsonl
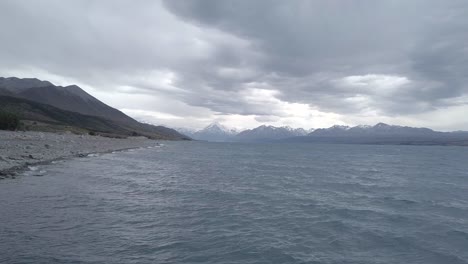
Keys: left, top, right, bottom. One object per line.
{"left": 201, "top": 122, "right": 237, "bottom": 135}
{"left": 185, "top": 122, "right": 238, "bottom": 142}
{"left": 234, "top": 125, "right": 308, "bottom": 141}
{"left": 330, "top": 125, "right": 351, "bottom": 130}
{"left": 309, "top": 123, "right": 436, "bottom": 137}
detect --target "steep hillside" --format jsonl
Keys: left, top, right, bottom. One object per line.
{"left": 0, "top": 77, "right": 133, "bottom": 123}
{"left": 0, "top": 77, "right": 189, "bottom": 140}
{"left": 0, "top": 77, "right": 52, "bottom": 92}
{"left": 0, "top": 96, "right": 130, "bottom": 135}
{"left": 0, "top": 96, "right": 189, "bottom": 139}
{"left": 0, "top": 87, "right": 13, "bottom": 96}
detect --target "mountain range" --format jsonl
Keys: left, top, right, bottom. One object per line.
{"left": 187, "top": 122, "right": 238, "bottom": 142}
{"left": 178, "top": 122, "right": 468, "bottom": 146}
{"left": 289, "top": 123, "right": 468, "bottom": 145}
{"left": 177, "top": 123, "right": 311, "bottom": 142}
{"left": 0, "top": 77, "right": 188, "bottom": 140}
{"left": 3, "top": 76, "right": 468, "bottom": 145}
{"left": 234, "top": 125, "right": 309, "bottom": 142}
{"left": 176, "top": 123, "right": 235, "bottom": 142}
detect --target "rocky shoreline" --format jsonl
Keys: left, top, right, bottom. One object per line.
{"left": 0, "top": 131, "right": 160, "bottom": 179}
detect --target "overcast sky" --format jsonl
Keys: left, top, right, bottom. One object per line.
{"left": 1, "top": 0, "right": 468, "bottom": 131}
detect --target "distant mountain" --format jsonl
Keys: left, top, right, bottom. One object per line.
{"left": 234, "top": 125, "right": 308, "bottom": 142}
{"left": 191, "top": 122, "right": 238, "bottom": 142}
{"left": 175, "top": 128, "right": 196, "bottom": 139}
{"left": 176, "top": 124, "right": 312, "bottom": 142}
{"left": 0, "top": 77, "right": 189, "bottom": 140}
{"left": 283, "top": 123, "right": 468, "bottom": 146}
{"left": 309, "top": 123, "right": 435, "bottom": 137}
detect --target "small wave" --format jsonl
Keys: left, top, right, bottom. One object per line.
{"left": 33, "top": 170, "right": 47, "bottom": 177}
{"left": 25, "top": 166, "right": 47, "bottom": 177}
{"left": 383, "top": 196, "right": 419, "bottom": 205}
{"left": 28, "top": 166, "right": 39, "bottom": 171}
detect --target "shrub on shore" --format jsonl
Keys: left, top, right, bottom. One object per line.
{"left": 0, "top": 111, "right": 20, "bottom": 131}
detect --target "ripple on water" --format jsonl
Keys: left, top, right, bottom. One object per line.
{"left": 1, "top": 142, "right": 468, "bottom": 264}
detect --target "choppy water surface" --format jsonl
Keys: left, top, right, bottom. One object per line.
{"left": 1, "top": 142, "right": 468, "bottom": 264}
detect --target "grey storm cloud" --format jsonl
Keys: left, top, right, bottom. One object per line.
{"left": 1, "top": 0, "right": 468, "bottom": 128}
{"left": 163, "top": 0, "right": 468, "bottom": 115}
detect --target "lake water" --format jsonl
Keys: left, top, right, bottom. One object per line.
{"left": 1, "top": 142, "right": 468, "bottom": 264}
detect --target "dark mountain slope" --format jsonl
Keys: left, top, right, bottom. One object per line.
{"left": 0, "top": 96, "right": 129, "bottom": 134}
{"left": 1, "top": 77, "right": 144, "bottom": 123}
{"left": 0, "top": 77, "right": 189, "bottom": 140}
{"left": 0, "top": 77, "right": 52, "bottom": 92}
{"left": 0, "top": 96, "right": 188, "bottom": 139}
{"left": 13, "top": 84, "right": 134, "bottom": 123}
{"left": 0, "top": 87, "right": 13, "bottom": 96}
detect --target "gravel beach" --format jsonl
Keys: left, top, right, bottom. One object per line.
{"left": 0, "top": 130, "right": 160, "bottom": 179}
